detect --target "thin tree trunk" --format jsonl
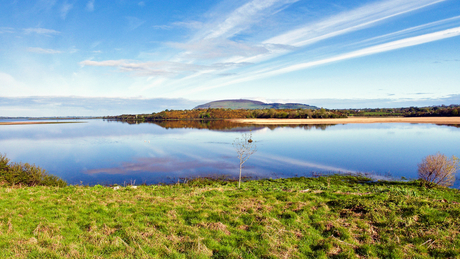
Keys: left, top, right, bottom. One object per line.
{"left": 239, "top": 164, "right": 242, "bottom": 188}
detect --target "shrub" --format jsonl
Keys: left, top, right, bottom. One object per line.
{"left": 418, "top": 153, "right": 459, "bottom": 187}
{"left": 0, "top": 154, "right": 67, "bottom": 187}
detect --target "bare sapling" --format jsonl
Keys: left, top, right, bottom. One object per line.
{"left": 418, "top": 153, "right": 459, "bottom": 187}
{"left": 233, "top": 132, "right": 257, "bottom": 188}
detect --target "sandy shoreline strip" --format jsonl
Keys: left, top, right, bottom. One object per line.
{"left": 230, "top": 117, "right": 460, "bottom": 125}
{"left": 0, "top": 121, "right": 84, "bottom": 125}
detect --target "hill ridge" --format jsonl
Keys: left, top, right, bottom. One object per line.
{"left": 194, "top": 99, "right": 317, "bottom": 110}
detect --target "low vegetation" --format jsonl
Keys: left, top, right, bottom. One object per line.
{"left": 418, "top": 153, "right": 459, "bottom": 188}
{"left": 0, "top": 154, "right": 67, "bottom": 187}
{"left": 1, "top": 175, "right": 460, "bottom": 258}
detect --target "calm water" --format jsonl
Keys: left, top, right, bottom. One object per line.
{"left": 1, "top": 119, "right": 459, "bottom": 187}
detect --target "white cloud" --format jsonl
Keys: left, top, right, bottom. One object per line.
{"left": 0, "top": 96, "right": 202, "bottom": 116}
{"left": 60, "top": 2, "right": 73, "bottom": 19}
{"left": 0, "top": 72, "right": 28, "bottom": 96}
{"left": 80, "top": 60, "right": 193, "bottom": 76}
{"left": 138, "top": 1, "right": 145, "bottom": 7}
{"left": 181, "top": 26, "right": 460, "bottom": 95}
{"left": 69, "top": 46, "right": 78, "bottom": 53}
{"left": 266, "top": 0, "right": 446, "bottom": 47}
{"left": 172, "top": 21, "right": 204, "bottom": 30}
{"left": 269, "top": 26, "right": 460, "bottom": 76}
{"left": 0, "top": 27, "right": 15, "bottom": 34}
{"left": 221, "top": 0, "right": 448, "bottom": 65}
{"left": 153, "top": 21, "right": 204, "bottom": 30}
{"left": 23, "top": 28, "right": 60, "bottom": 35}
{"left": 79, "top": 59, "right": 250, "bottom": 77}
{"left": 77, "top": 0, "right": 457, "bottom": 100}
{"left": 27, "top": 47, "right": 62, "bottom": 54}
{"left": 355, "top": 15, "right": 460, "bottom": 47}
{"left": 125, "top": 16, "right": 145, "bottom": 30}
{"left": 86, "top": 0, "right": 95, "bottom": 12}
{"left": 169, "top": 39, "right": 268, "bottom": 59}
{"left": 152, "top": 25, "right": 172, "bottom": 30}
{"left": 37, "top": 0, "right": 58, "bottom": 11}
{"left": 202, "top": 0, "right": 299, "bottom": 40}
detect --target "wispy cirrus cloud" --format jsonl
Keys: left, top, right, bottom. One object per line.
{"left": 353, "top": 15, "right": 460, "bottom": 47}
{"left": 169, "top": 39, "right": 269, "bottom": 60}
{"left": 225, "top": 0, "right": 449, "bottom": 64}
{"left": 0, "top": 27, "right": 60, "bottom": 35}
{"left": 126, "top": 16, "right": 145, "bottom": 30}
{"left": 201, "top": 0, "right": 299, "bottom": 40}
{"left": 60, "top": 2, "right": 73, "bottom": 19}
{"left": 153, "top": 21, "right": 205, "bottom": 30}
{"left": 266, "top": 0, "right": 446, "bottom": 47}
{"left": 0, "top": 27, "right": 15, "bottom": 34}
{"left": 86, "top": 0, "right": 301, "bottom": 76}
{"left": 78, "top": 0, "right": 459, "bottom": 100}
{"left": 186, "top": 26, "right": 460, "bottom": 94}
{"left": 86, "top": 0, "right": 95, "bottom": 12}
{"left": 23, "top": 27, "right": 60, "bottom": 35}
{"left": 79, "top": 59, "right": 251, "bottom": 77}
{"left": 261, "top": 26, "right": 460, "bottom": 78}
{"left": 27, "top": 47, "right": 62, "bottom": 54}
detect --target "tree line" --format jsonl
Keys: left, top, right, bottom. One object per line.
{"left": 104, "top": 105, "right": 459, "bottom": 122}
{"left": 341, "top": 105, "right": 460, "bottom": 117}
{"left": 104, "top": 108, "right": 348, "bottom": 122}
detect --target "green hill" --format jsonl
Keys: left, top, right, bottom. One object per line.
{"left": 194, "top": 99, "right": 317, "bottom": 110}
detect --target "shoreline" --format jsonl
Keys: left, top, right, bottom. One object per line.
{"left": 230, "top": 117, "right": 460, "bottom": 125}
{"left": 0, "top": 121, "right": 84, "bottom": 125}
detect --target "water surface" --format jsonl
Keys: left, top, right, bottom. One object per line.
{"left": 1, "top": 119, "right": 459, "bottom": 187}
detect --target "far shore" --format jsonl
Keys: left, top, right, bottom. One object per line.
{"left": 0, "top": 121, "right": 84, "bottom": 126}
{"left": 230, "top": 117, "right": 460, "bottom": 125}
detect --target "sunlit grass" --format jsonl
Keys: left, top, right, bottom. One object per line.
{"left": 1, "top": 176, "right": 459, "bottom": 258}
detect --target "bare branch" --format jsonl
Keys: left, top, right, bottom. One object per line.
{"left": 418, "top": 153, "right": 459, "bottom": 187}
{"left": 233, "top": 132, "right": 257, "bottom": 188}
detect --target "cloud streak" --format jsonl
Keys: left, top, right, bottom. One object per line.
{"left": 23, "top": 28, "right": 60, "bottom": 35}
{"left": 266, "top": 0, "right": 446, "bottom": 47}
{"left": 0, "top": 96, "right": 202, "bottom": 116}
{"left": 185, "top": 25, "right": 460, "bottom": 94}
{"left": 60, "top": 2, "right": 73, "bottom": 19}
{"left": 202, "top": 0, "right": 299, "bottom": 40}
{"left": 0, "top": 27, "right": 15, "bottom": 34}
{"left": 267, "top": 26, "right": 460, "bottom": 77}
{"left": 27, "top": 47, "right": 62, "bottom": 54}
{"left": 86, "top": 0, "right": 95, "bottom": 12}
{"left": 68, "top": 0, "right": 459, "bottom": 103}
{"left": 79, "top": 59, "right": 251, "bottom": 77}
{"left": 126, "top": 16, "right": 145, "bottom": 30}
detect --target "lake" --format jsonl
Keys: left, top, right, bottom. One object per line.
{"left": 1, "top": 119, "right": 459, "bottom": 187}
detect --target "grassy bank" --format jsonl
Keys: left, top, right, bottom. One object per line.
{"left": 1, "top": 176, "right": 460, "bottom": 258}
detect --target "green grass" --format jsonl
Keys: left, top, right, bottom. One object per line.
{"left": 1, "top": 176, "right": 460, "bottom": 258}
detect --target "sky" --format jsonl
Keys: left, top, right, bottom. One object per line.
{"left": 1, "top": 0, "right": 460, "bottom": 116}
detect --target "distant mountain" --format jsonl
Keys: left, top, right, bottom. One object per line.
{"left": 194, "top": 99, "right": 317, "bottom": 110}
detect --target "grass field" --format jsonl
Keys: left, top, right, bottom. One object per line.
{"left": 1, "top": 176, "right": 460, "bottom": 258}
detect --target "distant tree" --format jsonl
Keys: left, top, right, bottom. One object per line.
{"left": 233, "top": 132, "right": 257, "bottom": 188}
{"left": 418, "top": 153, "right": 459, "bottom": 187}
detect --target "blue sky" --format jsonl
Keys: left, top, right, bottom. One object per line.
{"left": 1, "top": 0, "right": 460, "bottom": 116}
